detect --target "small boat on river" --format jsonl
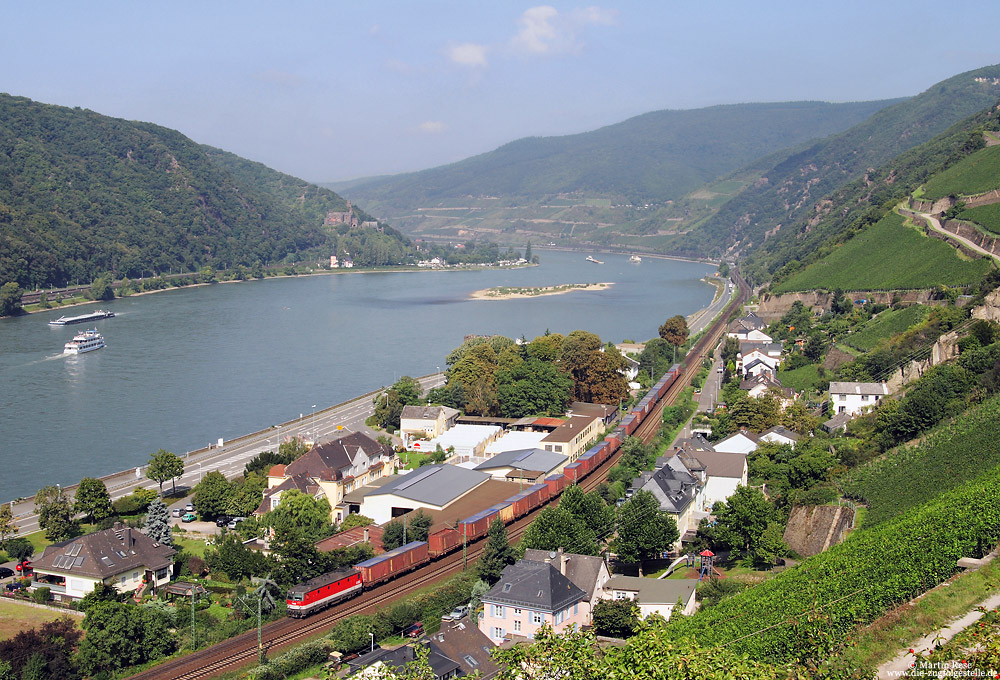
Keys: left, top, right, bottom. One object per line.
{"left": 48, "top": 310, "right": 115, "bottom": 326}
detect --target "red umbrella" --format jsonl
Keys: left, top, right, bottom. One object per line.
{"left": 699, "top": 549, "right": 715, "bottom": 557}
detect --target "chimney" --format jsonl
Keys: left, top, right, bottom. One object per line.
{"left": 364, "top": 528, "right": 370, "bottom": 543}
{"left": 558, "top": 547, "right": 567, "bottom": 576}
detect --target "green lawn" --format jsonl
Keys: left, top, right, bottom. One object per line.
{"left": 777, "top": 363, "right": 824, "bottom": 393}
{"left": 922, "top": 145, "right": 1000, "bottom": 199}
{"left": 173, "top": 536, "right": 209, "bottom": 558}
{"left": 774, "top": 212, "right": 993, "bottom": 292}
{"left": 843, "top": 305, "right": 930, "bottom": 352}
{"left": 0, "top": 599, "right": 81, "bottom": 640}
{"left": 958, "top": 201, "right": 1000, "bottom": 236}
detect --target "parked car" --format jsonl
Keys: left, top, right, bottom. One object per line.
{"left": 0, "top": 567, "right": 14, "bottom": 579}
{"left": 402, "top": 621, "right": 424, "bottom": 638}
{"left": 227, "top": 517, "right": 245, "bottom": 530}
{"left": 447, "top": 605, "right": 469, "bottom": 620}
{"left": 185, "top": 503, "right": 195, "bottom": 512}
{"left": 181, "top": 513, "right": 196, "bottom": 523}
{"left": 171, "top": 508, "right": 182, "bottom": 517}
{"left": 215, "top": 515, "right": 231, "bottom": 527}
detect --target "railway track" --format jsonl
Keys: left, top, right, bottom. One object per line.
{"left": 128, "top": 269, "right": 750, "bottom": 680}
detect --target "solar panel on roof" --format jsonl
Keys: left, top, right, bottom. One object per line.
{"left": 67, "top": 543, "right": 82, "bottom": 557}
{"left": 74, "top": 556, "right": 85, "bottom": 566}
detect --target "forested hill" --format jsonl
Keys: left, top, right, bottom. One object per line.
{"left": 0, "top": 94, "right": 376, "bottom": 289}
{"left": 678, "top": 64, "right": 1000, "bottom": 260}
{"left": 341, "top": 100, "right": 899, "bottom": 211}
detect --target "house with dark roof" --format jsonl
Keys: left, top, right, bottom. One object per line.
{"left": 258, "top": 431, "right": 397, "bottom": 524}
{"left": 604, "top": 575, "right": 698, "bottom": 620}
{"left": 660, "top": 447, "right": 747, "bottom": 512}
{"left": 31, "top": 523, "right": 176, "bottom": 601}
{"left": 737, "top": 341, "right": 784, "bottom": 376}
{"left": 740, "top": 373, "right": 795, "bottom": 405}
{"left": 430, "top": 616, "right": 500, "bottom": 678}
{"left": 523, "top": 547, "right": 611, "bottom": 617}
{"left": 474, "top": 448, "right": 568, "bottom": 483}
{"left": 358, "top": 464, "right": 491, "bottom": 524}
{"left": 727, "top": 312, "right": 771, "bottom": 342}
{"left": 479, "top": 559, "right": 588, "bottom": 644}
{"left": 629, "top": 458, "right": 700, "bottom": 549}
{"left": 347, "top": 641, "right": 460, "bottom": 680}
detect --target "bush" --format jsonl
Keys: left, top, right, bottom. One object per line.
{"left": 31, "top": 587, "right": 50, "bottom": 604}
{"left": 245, "top": 638, "right": 335, "bottom": 680}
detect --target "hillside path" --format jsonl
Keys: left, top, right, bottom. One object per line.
{"left": 911, "top": 208, "right": 1000, "bottom": 263}
{"left": 877, "top": 591, "right": 1000, "bottom": 678}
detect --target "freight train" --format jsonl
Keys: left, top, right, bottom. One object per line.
{"left": 286, "top": 364, "right": 682, "bottom": 617}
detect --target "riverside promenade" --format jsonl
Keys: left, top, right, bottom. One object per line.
{"left": 7, "top": 372, "right": 445, "bottom": 536}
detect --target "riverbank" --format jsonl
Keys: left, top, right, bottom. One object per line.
{"left": 470, "top": 282, "right": 612, "bottom": 300}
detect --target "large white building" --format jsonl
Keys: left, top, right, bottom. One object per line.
{"left": 358, "top": 464, "right": 492, "bottom": 524}
{"left": 829, "top": 382, "right": 889, "bottom": 416}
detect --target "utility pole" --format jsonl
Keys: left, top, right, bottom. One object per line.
{"left": 191, "top": 589, "right": 196, "bottom": 648}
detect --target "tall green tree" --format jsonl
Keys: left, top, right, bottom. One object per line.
{"left": 711, "top": 486, "right": 778, "bottom": 565}
{"left": 262, "top": 489, "right": 333, "bottom": 543}
{"left": 560, "top": 330, "right": 628, "bottom": 405}
{"left": 146, "top": 449, "right": 184, "bottom": 496}
{"left": 192, "top": 471, "right": 233, "bottom": 520}
{"left": 0, "top": 504, "right": 17, "bottom": 545}
{"left": 0, "top": 282, "right": 22, "bottom": 317}
{"left": 143, "top": 498, "right": 173, "bottom": 547}
{"left": 559, "top": 485, "right": 615, "bottom": 538}
{"left": 495, "top": 357, "right": 573, "bottom": 417}
{"left": 658, "top": 315, "right": 688, "bottom": 347}
{"left": 477, "top": 518, "right": 516, "bottom": 585}
{"left": 35, "top": 485, "right": 76, "bottom": 542}
{"left": 76, "top": 602, "right": 176, "bottom": 676}
{"left": 5, "top": 537, "right": 34, "bottom": 565}
{"left": 89, "top": 275, "right": 114, "bottom": 301}
{"left": 591, "top": 599, "right": 640, "bottom": 639}
{"left": 371, "top": 376, "right": 424, "bottom": 430}
{"left": 74, "top": 477, "right": 112, "bottom": 523}
{"left": 382, "top": 509, "right": 432, "bottom": 550}
{"left": 613, "top": 490, "right": 679, "bottom": 564}
{"left": 521, "top": 506, "right": 599, "bottom": 556}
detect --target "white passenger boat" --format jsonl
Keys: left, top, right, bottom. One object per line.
{"left": 64, "top": 329, "right": 105, "bottom": 354}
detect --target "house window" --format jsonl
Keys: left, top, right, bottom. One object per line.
{"left": 491, "top": 604, "right": 505, "bottom": 618}
{"left": 513, "top": 608, "right": 522, "bottom": 615}
{"left": 555, "top": 610, "right": 564, "bottom": 625}
{"left": 120, "top": 576, "right": 126, "bottom": 585}
{"left": 838, "top": 394, "right": 846, "bottom": 401}
{"left": 573, "top": 603, "right": 578, "bottom": 615}
{"left": 531, "top": 611, "right": 543, "bottom": 625}
{"left": 861, "top": 395, "right": 868, "bottom": 401}
{"left": 513, "top": 620, "right": 521, "bottom": 632}
{"left": 133, "top": 572, "right": 139, "bottom": 580}
{"left": 492, "top": 627, "right": 505, "bottom": 639}
{"left": 156, "top": 568, "right": 168, "bottom": 580}
{"left": 614, "top": 591, "right": 628, "bottom": 600}
{"left": 464, "top": 655, "right": 479, "bottom": 667}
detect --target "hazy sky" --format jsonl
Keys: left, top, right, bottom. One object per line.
{"left": 4, "top": 2, "right": 999, "bottom": 183}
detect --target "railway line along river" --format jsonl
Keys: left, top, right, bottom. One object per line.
{"left": 0, "top": 250, "right": 716, "bottom": 502}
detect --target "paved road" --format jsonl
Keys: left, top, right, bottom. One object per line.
{"left": 8, "top": 373, "right": 445, "bottom": 536}
{"left": 687, "top": 277, "right": 735, "bottom": 337}
{"left": 913, "top": 207, "right": 1000, "bottom": 263}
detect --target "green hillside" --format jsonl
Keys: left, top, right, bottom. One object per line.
{"left": 773, "top": 211, "right": 993, "bottom": 292}
{"left": 747, "top": 92, "right": 1000, "bottom": 288}
{"left": 843, "top": 304, "right": 931, "bottom": 351}
{"left": 345, "top": 100, "right": 897, "bottom": 216}
{"left": 959, "top": 202, "right": 1000, "bottom": 234}
{"left": 680, "top": 64, "right": 1000, "bottom": 261}
{"left": 0, "top": 94, "right": 377, "bottom": 289}
{"left": 921, "top": 143, "right": 1000, "bottom": 199}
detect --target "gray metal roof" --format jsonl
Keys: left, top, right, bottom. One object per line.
{"left": 829, "top": 381, "right": 889, "bottom": 396}
{"left": 475, "top": 448, "right": 566, "bottom": 474}
{"left": 606, "top": 575, "right": 698, "bottom": 604}
{"left": 632, "top": 458, "right": 698, "bottom": 514}
{"left": 483, "top": 560, "right": 586, "bottom": 613}
{"left": 367, "top": 464, "right": 489, "bottom": 506}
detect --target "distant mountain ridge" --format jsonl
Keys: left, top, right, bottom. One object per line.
{"left": 0, "top": 94, "right": 380, "bottom": 289}
{"left": 678, "top": 64, "right": 1000, "bottom": 261}
{"left": 343, "top": 100, "right": 900, "bottom": 213}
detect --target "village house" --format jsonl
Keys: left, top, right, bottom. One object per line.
{"left": 603, "top": 575, "right": 698, "bottom": 620}
{"left": 661, "top": 446, "right": 748, "bottom": 512}
{"left": 737, "top": 341, "right": 784, "bottom": 376}
{"left": 474, "top": 448, "right": 568, "bottom": 483}
{"left": 31, "top": 523, "right": 176, "bottom": 602}
{"left": 257, "top": 431, "right": 397, "bottom": 524}
{"left": 629, "top": 457, "right": 700, "bottom": 549}
{"left": 479, "top": 559, "right": 588, "bottom": 644}
{"left": 829, "top": 381, "right": 889, "bottom": 416}
{"left": 759, "top": 425, "right": 800, "bottom": 448}
{"left": 540, "top": 414, "right": 603, "bottom": 463}
{"left": 524, "top": 547, "right": 611, "bottom": 620}
{"left": 727, "top": 312, "right": 772, "bottom": 343}
{"left": 740, "top": 373, "right": 795, "bottom": 406}
{"left": 400, "top": 404, "right": 460, "bottom": 448}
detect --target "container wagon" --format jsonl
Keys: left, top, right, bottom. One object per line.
{"left": 427, "top": 527, "right": 462, "bottom": 557}
{"left": 355, "top": 541, "right": 430, "bottom": 586}
{"left": 489, "top": 500, "right": 516, "bottom": 524}
{"left": 545, "top": 473, "right": 570, "bottom": 497}
{"left": 457, "top": 508, "right": 498, "bottom": 542}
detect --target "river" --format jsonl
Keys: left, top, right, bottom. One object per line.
{"left": 0, "top": 250, "right": 714, "bottom": 502}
